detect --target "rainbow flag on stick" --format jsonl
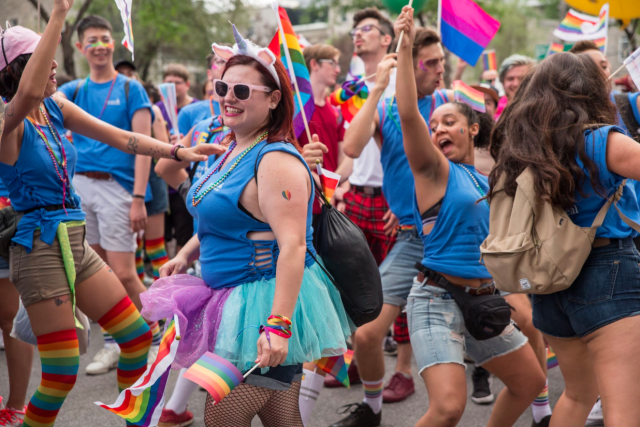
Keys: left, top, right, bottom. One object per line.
{"left": 316, "top": 163, "right": 341, "bottom": 203}
{"left": 481, "top": 50, "right": 497, "bottom": 71}
{"left": 114, "top": 0, "right": 135, "bottom": 59}
{"left": 315, "top": 350, "right": 354, "bottom": 388}
{"left": 438, "top": 0, "right": 501, "bottom": 66}
{"left": 183, "top": 352, "right": 259, "bottom": 404}
{"left": 96, "top": 315, "right": 180, "bottom": 426}
{"left": 268, "top": 4, "right": 314, "bottom": 141}
{"left": 158, "top": 83, "right": 179, "bottom": 136}
{"left": 453, "top": 80, "right": 486, "bottom": 113}
{"left": 553, "top": 3, "right": 609, "bottom": 53}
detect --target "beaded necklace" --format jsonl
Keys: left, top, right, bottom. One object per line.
{"left": 26, "top": 105, "right": 72, "bottom": 211}
{"left": 192, "top": 131, "right": 268, "bottom": 207}
{"left": 459, "top": 163, "right": 489, "bottom": 207}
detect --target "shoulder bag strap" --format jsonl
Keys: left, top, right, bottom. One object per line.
{"left": 591, "top": 179, "right": 640, "bottom": 233}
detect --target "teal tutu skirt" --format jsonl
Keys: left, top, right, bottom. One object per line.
{"left": 214, "top": 261, "right": 356, "bottom": 372}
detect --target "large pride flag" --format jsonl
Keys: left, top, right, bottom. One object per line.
{"left": 553, "top": 3, "right": 609, "bottom": 53}
{"left": 268, "top": 5, "right": 314, "bottom": 139}
{"left": 96, "top": 316, "right": 180, "bottom": 426}
{"left": 329, "top": 54, "right": 369, "bottom": 125}
{"left": 439, "top": 0, "right": 501, "bottom": 66}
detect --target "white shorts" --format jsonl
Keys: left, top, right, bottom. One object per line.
{"left": 74, "top": 174, "right": 137, "bottom": 253}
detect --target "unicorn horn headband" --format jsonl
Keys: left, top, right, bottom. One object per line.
{"left": 212, "top": 24, "right": 281, "bottom": 89}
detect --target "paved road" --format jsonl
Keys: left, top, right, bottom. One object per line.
{"left": 0, "top": 323, "right": 567, "bottom": 426}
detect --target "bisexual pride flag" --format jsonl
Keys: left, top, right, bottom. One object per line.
{"left": 439, "top": 0, "right": 501, "bottom": 66}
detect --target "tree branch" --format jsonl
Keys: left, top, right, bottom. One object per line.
{"left": 26, "top": 0, "right": 50, "bottom": 23}
{"left": 71, "top": 0, "right": 96, "bottom": 32}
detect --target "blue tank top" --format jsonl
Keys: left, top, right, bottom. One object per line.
{"left": 187, "top": 141, "right": 316, "bottom": 289}
{"left": 377, "top": 90, "right": 449, "bottom": 226}
{"left": 0, "top": 98, "right": 84, "bottom": 251}
{"left": 567, "top": 126, "right": 640, "bottom": 239}
{"left": 414, "top": 161, "right": 491, "bottom": 279}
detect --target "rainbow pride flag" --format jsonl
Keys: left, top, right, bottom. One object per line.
{"left": 439, "top": 0, "right": 501, "bottom": 66}
{"left": 315, "top": 350, "right": 354, "bottom": 388}
{"left": 316, "top": 165, "right": 341, "bottom": 202}
{"left": 96, "top": 315, "right": 180, "bottom": 426}
{"left": 114, "top": 0, "right": 135, "bottom": 59}
{"left": 330, "top": 79, "right": 369, "bottom": 125}
{"left": 547, "top": 347, "right": 558, "bottom": 370}
{"left": 481, "top": 50, "right": 497, "bottom": 71}
{"left": 453, "top": 80, "right": 486, "bottom": 113}
{"left": 546, "top": 42, "right": 565, "bottom": 57}
{"left": 268, "top": 5, "right": 315, "bottom": 139}
{"left": 183, "top": 352, "right": 245, "bottom": 403}
{"left": 553, "top": 4, "right": 608, "bottom": 53}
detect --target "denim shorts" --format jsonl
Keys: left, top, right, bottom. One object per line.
{"left": 379, "top": 228, "right": 424, "bottom": 307}
{"left": 532, "top": 237, "right": 640, "bottom": 338}
{"left": 145, "top": 166, "right": 169, "bottom": 216}
{"left": 407, "top": 277, "right": 528, "bottom": 373}
{"left": 245, "top": 364, "right": 303, "bottom": 391}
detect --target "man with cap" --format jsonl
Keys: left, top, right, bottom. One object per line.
{"left": 114, "top": 59, "right": 136, "bottom": 79}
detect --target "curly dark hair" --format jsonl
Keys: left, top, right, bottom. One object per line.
{"left": 443, "top": 101, "right": 494, "bottom": 150}
{"left": 0, "top": 53, "right": 31, "bottom": 101}
{"left": 487, "top": 52, "right": 617, "bottom": 209}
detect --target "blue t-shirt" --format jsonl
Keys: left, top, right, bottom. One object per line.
{"left": 377, "top": 90, "right": 449, "bottom": 226}
{"left": 178, "top": 98, "right": 220, "bottom": 136}
{"left": 415, "top": 162, "right": 491, "bottom": 279}
{"left": 59, "top": 74, "right": 153, "bottom": 194}
{"left": 568, "top": 126, "right": 640, "bottom": 238}
{"left": 0, "top": 98, "right": 85, "bottom": 251}
{"left": 630, "top": 92, "right": 640, "bottom": 127}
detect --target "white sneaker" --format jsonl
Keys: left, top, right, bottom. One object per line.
{"left": 147, "top": 345, "right": 160, "bottom": 368}
{"left": 86, "top": 346, "right": 120, "bottom": 375}
{"left": 586, "top": 398, "right": 604, "bottom": 426}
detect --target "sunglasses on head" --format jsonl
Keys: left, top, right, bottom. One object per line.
{"left": 214, "top": 79, "right": 272, "bottom": 101}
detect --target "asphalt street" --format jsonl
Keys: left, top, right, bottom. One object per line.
{"left": 0, "top": 322, "right": 568, "bottom": 427}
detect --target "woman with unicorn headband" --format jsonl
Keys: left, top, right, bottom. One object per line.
{"left": 142, "top": 25, "right": 354, "bottom": 426}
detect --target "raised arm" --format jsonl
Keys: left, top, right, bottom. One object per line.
{"left": 342, "top": 54, "right": 396, "bottom": 158}
{"left": 55, "top": 94, "right": 226, "bottom": 162}
{"left": 1, "top": 0, "right": 72, "bottom": 140}
{"left": 394, "top": 7, "right": 448, "bottom": 181}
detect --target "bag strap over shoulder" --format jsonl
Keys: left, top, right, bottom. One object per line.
{"left": 595, "top": 180, "right": 640, "bottom": 233}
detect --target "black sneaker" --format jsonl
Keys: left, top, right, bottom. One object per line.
{"left": 471, "top": 366, "right": 494, "bottom": 405}
{"left": 532, "top": 415, "right": 552, "bottom": 427}
{"left": 329, "top": 403, "right": 381, "bottom": 427}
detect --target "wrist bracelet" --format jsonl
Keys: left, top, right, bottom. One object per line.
{"left": 133, "top": 194, "right": 145, "bottom": 199}
{"left": 171, "top": 144, "right": 185, "bottom": 162}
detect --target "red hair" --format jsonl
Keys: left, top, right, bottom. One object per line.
{"left": 221, "top": 55, "right": 300, "bottom": 151}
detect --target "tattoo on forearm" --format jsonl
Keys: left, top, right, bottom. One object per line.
{"left": 127, "top": 136, "right": 139, "bottom": 154}
{"left": 54, "top": 295, "right": 70, "bottom": 306}
{"left": 143, "top": 146, "right": 163, "bottom": 158}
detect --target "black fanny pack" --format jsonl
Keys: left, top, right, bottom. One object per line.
{"left": 415, "top": 263, "right": 513, "bottom": 341}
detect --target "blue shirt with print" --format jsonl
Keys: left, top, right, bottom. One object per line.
{"left": 178, "top": 99, "right": 220, "bottom": 136}
{"left": 59, "top": 74, "right": 154, "bottom": 194}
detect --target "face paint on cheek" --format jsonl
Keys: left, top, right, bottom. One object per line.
{"left": 282, "top": 190, "right": 292, "bottom": 201}
{"left": 460, "top": 128, "right": 465, "bottom": 134}
{"left": 84, "top": 41, "right": 115, "bottom": 53}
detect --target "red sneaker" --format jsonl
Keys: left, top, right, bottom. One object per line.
{"left": 158, "top": 408, "right": 194, "bottom": 427}
{"left": 324, "top": 363, "right": 361, "bottom": 388}
{"left": 382, "top": 372, "right": 415, "bottom": 403}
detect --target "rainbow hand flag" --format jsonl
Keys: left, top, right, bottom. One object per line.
{"left": 95, "top": 315, "right": 180, "bottom": 426}
{"left": 114, "top": 0, "right": 135, "bottom": 59}
{"left": 183, "top": 352, "right": 245, "bottom": 403}
{"left": 481, "top": 50, "right": 497, "bottom": 71}
{"left": 553, "top": 3, "right": 608, "bottom": 53}
{"left": 159, "top": 83, "right": 179, "bottom": 136}
{"left": 316, "top": 165, "right": 341, "bottom": 202}
{"left": 440, "top": 0, "right": 501, "bottom": 66}
{"left": 268, "top": 5, "right": 314, "bottom": 139}
{"left": 547, "top": 346, "right": 558, "bottom": 370}
{"left": 453, "top": 80, "right": 486, "bottom": 113}
{"left": 546, "top": 42, "right": 565, "bottom": 57}
{"left": 315, "top": 350, "right": 354, "bottom": 388}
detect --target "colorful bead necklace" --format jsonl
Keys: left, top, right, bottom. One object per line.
{"left": 27, "top": 105, "right": 71, "bottom": 211}
{"left": 459, "top": 163, "right": 489, "bottom": 206}
{"left": 192, "top": 132, "right": 268, "bottom": 207}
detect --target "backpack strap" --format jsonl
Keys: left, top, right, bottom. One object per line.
{"left": 71, "top": 78, "right": 86, "bottom": 103}
{"left": 591, "top": 180, "right": 640, "bottom": 233}
{"left": 614, "top": 93, "right": 640, "bottom": 142}
{"left": 124, "top": 78, "right": 130, "bottom": 106}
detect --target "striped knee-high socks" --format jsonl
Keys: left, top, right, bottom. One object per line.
{"left": 98, "top": 296, "right": 152, "bottom": 392}
{"left": 145, "top": 237, "right": 168, "bottom": 281}
{"left": 135, "top": 236, "right": 145, "bottom": 281}
{"left": 23, "top": 329, "right": 80, "bottom": 427}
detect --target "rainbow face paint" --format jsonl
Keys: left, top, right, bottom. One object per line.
{"left": 282, "top": 190, "right": 292, "bottom": 201}
{"left": 84, "top": 41, "right": 115, "bottom": 53}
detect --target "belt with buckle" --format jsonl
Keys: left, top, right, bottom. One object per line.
{"left": 593, "top": 237, "right": 611, "bottom": 248}
{"left": 77, "top": 171, "right": 112, "bottom": 180}
{"left": 416, "top": 271, "right": 496, "bottom": 296}
{"left": 352, "top": 185, "right": 383, "bottom": 196}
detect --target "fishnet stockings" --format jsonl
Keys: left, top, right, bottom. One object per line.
{"left": 204, "top": 381, "right": 303, "bottom": 427}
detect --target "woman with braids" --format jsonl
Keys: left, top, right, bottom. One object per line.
{"left": 392, "top": 8, "right": 544, "bottom": 427}
{"left": 489, "top": 50, "right": 640, "bottom": 426}
{"left": 0, "top": 2, "right": 223, "bottom": 425}
{"left": 142, "top": 27, "right": 353, "bottom": 427}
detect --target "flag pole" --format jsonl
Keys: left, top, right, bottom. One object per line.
{"left": 395, "top": 0, "right": 414, "bottom": 53}
{"left": 608, "top": 63, "right": 626, "bottom": 80}
{"left": 437, "top": 0, "right": 442, "bottom": 36}
{"left": 272, "top": 2, "right": 313, "bottom": 143}
{"left": 243, "top": 363, "right": 261, "bottom": 379}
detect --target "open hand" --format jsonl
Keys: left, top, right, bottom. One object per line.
{"left": 179, "top": 144, "right": 227, "bottom": 162}
{"left": 159, "top": 253, "right": 189, "bottom": 277}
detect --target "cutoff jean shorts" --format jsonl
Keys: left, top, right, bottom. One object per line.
{"left": 407, "top": 276, "right": 528, "bottom": 374}
{"left": 533, "top": 237, "right": 640, "bottom": 338}
{"left": 380, "top": 228, "right": 424, "bottom": 307}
